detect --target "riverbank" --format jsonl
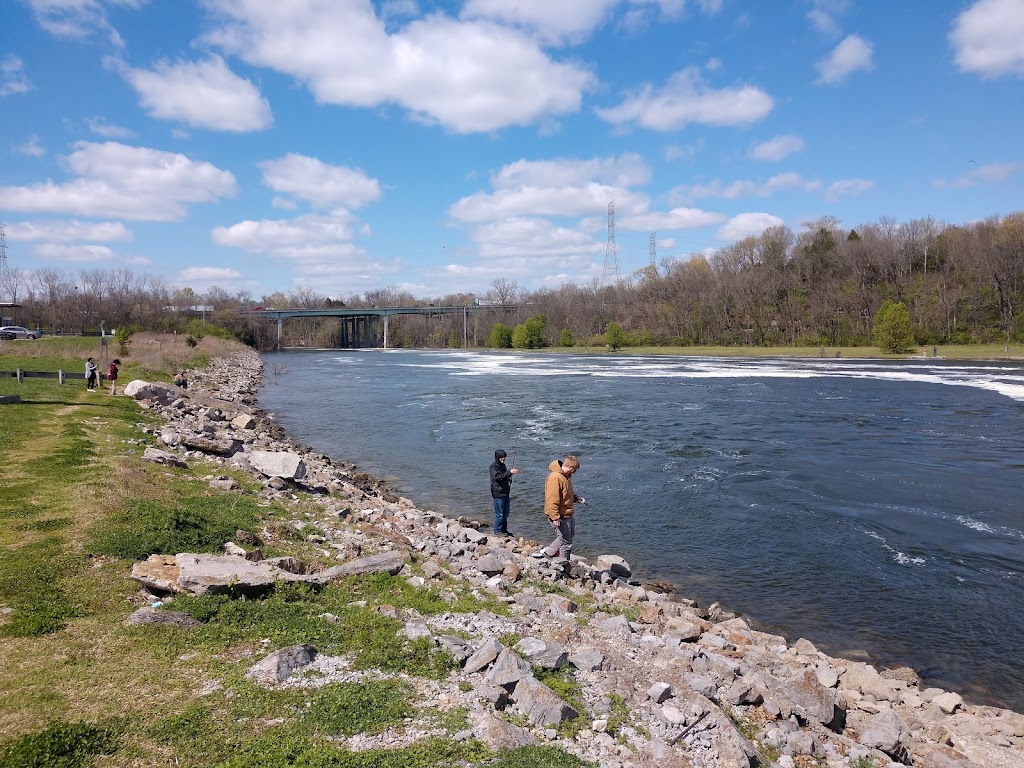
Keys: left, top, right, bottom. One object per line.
{"left": 3, "top": 344, "right": 1023, "bottom": 767}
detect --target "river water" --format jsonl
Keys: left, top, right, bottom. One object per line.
{"left": 258, "top": 350, "right": 1024, "bottom": 711}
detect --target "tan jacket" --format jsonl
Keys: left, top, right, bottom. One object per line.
{"left": 544, "top": 459, "right": 576, "bottom": 521}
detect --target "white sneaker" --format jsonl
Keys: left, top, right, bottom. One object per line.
{"left": 87, "top": 388, "right": 95, "bottom": 392}
{"left": 530, "top": 551, "right": 548, "bottom": 559}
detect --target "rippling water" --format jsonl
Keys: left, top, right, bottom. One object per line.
{"left": 259, "top": 350, "right": 1024, "bottom": 711}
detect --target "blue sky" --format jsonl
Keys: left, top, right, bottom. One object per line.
{"left": 1, "top": 0, "right": 1022, "bottom": 301}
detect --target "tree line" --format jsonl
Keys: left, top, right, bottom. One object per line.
{"left": 2, "top": 212, "right": 1022, "bottom": 351}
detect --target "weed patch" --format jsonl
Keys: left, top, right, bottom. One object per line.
{"left": 0, "top": 720, "right": 121, "bottom": 768}
{"left": 0, "top": 540, "right": 83, "bottom": 636}
{"left": 85, "top": 495, "right": 261, "bottom": 560}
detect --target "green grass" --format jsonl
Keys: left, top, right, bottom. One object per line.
{"left": 0, "top": 720, "right": 121, "bottom": 768}
{"left": 0, "top": 345, "right": 592, "bottom": 768}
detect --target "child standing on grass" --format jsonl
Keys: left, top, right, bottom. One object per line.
{"left": 108, "top": 358, "right": 120, "bottom": 395}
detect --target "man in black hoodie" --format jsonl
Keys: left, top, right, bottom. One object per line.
{"left": 489, "top": 449, "right": 520, "bottom": 536}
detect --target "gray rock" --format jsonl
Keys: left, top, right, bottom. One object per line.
{"left": 248, "top": 450, "right": 307, "bottom": 479}
{"left": 859, "top": 710, "right": 907, "bottom": 756}
{"left": 569, "top": 648, "right": 604, "bottom": 672}
{"left": 512, "top": 675, "right": 578, "bottom": 726}
{"left": 464, "top": 638, "right": 504, "bottom": 674}
{"left": 315, "top": 551, "right": 407, "bottom": 581}
{"left": 595, "top": 554, "right": 632, "bottom": 577}
{"left": 648, "top": 681, "right": 672, "bottom": 703}
{"left": 403, "top": 619, "right": 432, "bottom": 640}
{"left": 514, "top": 637, "right": 569, "bottom": 669}
{"left": 595, "top": 614, "right": 633, "bottom": 635}
{"left": 932, "top": 691, "right": 964, "bottom": 714}
{"left": 771, "top": 669, "right": 841, "bottom": 726}
{"left": 472, "top": 712, "right": 535, "bottom": 749}
{"left": 685, "top": 673, "right": 719, "bottom": 700}
{"left": 483, "top": 648, "right": 533, "bottom": 687}
{"left": 248, "top": 644, "right": 317, "bottom": 683}
{"left": 436, "top": 636, "right": 474, "bottom": 664}
{"left": 477, "top": 554, "right": 505, "bottom": 575}
{"left": 124, "top": 380, "right": 178, "bottom": 404}
{"left": 231, "top": 413, "right": 257, "bottom": 430}
{"left": 173, "top": 553, "right": 306, "bottom": 596}
{"left": 142, "top": 447, "right": 186, "bottom": 467}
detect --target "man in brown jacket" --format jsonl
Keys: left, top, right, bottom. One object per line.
{"left": 532, "top": 455, "right": 584, "bottom": 563}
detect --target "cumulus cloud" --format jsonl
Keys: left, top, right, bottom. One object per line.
{"left": 461, "top": 0, "right": 618, "bottom": 43}
{"left": 202, "top": 1, "right": 592, "bottom": 133}
{"left": 750, "top": 135, "right": 805, "bottom": 162}
{"left": 816, "top": 34, "right": 874, "bottom": 84}
{"left": 595, "top": 67, "right": 773, "bottom": 131}
{"left": 259, "top": 154, "right": 381, "bottom": 210}
{"left": 471, "top": 217, "right": 602, "bottom": 260}
{"left": 950, "top": 0, "right": 1024, "bottom": 78}
{"left": 825, "top": 178, "right": 873, "bottom": 201}
{"left": 718, "top": 212, "right": 785, "bottom": 242}
{"left": 7, "top": 219, "right": 132, "bottom": 243}
{"left": 619, "top": 208, "right": 725, "bottom": 231}
{"left": 672, "top": 173, "right": 821, "bottom": 203}
{"left": 0, "top": 55, "right": 34, "bottom": 97}
{"left": 0, "top": 141, "right": 237, "bottom": 221}
{"left": 116, "top": 56, "right": 273, "bottom": 132}
{"left": 212, "top": 211, "right": 360, "bottom": 255}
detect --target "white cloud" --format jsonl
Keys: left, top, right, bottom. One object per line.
{"left": 0, "top": 55, "right": 34, "bottom": 97}
{"left": 33, "top": 243, "right": 115, "bottom": 262}
{"left": 619, "top": 208, "right": 725, "bottom": 231}
{"left": 25, "top": 0, "right": 142, "bottom": 47}
{"left": 950, "top": 0, "right": 1024, "bottom": 78}
{"left": 259, "top": 154, "right": 381, "bottom": 210}
{"left": 461, "top": 0, "right": 618, "bottom": 43}
{"left": 450, "top": 182, "right": 647, "bottom": 223}
{"left": 87, "top": 116, "right": 135, "bottom": 138}
{"left": 807, "top": 0, "right": 848, "bottom": 36}
{"left": 178, "top": 267, "right": 243, "bottom": 282}
{"left": 718, "top": 212, "right": 785, "bottom": 242}
{"left": 117, "top": 56, "right": 272, "bottom": 132}
{"left": 7, "top": 219, "right": 132, "bottom": 243}
{"left": 492, "top": 154, "right": 651, "bottom": 189}
{"left": 213, "top": 211, "right": 358, "bottom": 253}
{"left": 471, "top": 217, "right": 602, "bottom": 260}
{"left": 595, "top": 67, "right": 773, "bottom": 131}
{"left": 816, "top": 34, "right": 874, "bottom": 85}
{"left": 14, "top": 135, "right": 45, "bottom": 157}
{"left": 750, "top": 135, "right": 805, "bottom": 162}
{"left": 203, "top": 2, "right": 592, "bottom": 133}
{"left": 0, "top": 141, "right": 237, "bottom": 221}
{"left": 825, "top": 178, "right": 873, "bottom": 201}
{"left": 933, "top": 162, "right": 1024, "bottom": 189}
{"left": 673, "top": 172, "right": 821, "bottom": 203}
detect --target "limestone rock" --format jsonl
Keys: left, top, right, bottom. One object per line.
{"left": 248, "top": 450, "right": 306, "bottom": 479}
{"left": 248, "top": 644, "right": 317, "bottom": 683}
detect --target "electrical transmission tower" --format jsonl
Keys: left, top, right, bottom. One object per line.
{"left": 603, "top": 200, "right": 619, "bottom": 283}
{"left": 649, "top": 232, "right": 656, "bottom": 269}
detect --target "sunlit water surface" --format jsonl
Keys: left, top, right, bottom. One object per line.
{"left": 259, "top": 350, "right": 1024, "bottom": 711}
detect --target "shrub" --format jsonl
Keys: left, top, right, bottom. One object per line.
{"left": 0, "top": 721, "right": 120, "bottom": 768}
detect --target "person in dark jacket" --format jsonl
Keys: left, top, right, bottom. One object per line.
{"left": 489, "top": 449, "right": 519, "bottom": 536}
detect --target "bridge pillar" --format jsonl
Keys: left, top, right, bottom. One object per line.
{"left": 383, "top": 315, "right": 389, "bottom": 349}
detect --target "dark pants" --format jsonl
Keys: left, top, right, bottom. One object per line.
{"left": 492, "top": 496, "right": 510, "bottom": 534}
{"left": 86, "top": 373, "right": 97, "bottom": 388}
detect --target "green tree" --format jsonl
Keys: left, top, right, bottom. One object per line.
{"left": 488, "top": 323, "right": 513, "bottom": 348}
{"left": 522, "top": 313, "right": 547, "bottom": 348}
{"left": 873, "top": 299, "right": 914, "bottom": 353}
{"left": 558, "top": 329, "right": 574, "bottom": 347}
{"left": 604, "top": 322, "right": 627, "bottom": 351}
{"left": 511, "top": 323, "right": 531, "bottom": 349}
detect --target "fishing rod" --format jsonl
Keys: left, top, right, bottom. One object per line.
{"left": 509, "top": 426, "right": 522, "bottom": 472}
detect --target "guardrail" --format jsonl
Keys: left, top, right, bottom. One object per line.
{"left": 0, "top": 370, "right": 108, "bottom": 384}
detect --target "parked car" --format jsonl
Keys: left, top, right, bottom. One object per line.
{"left": 0, "top": 326, "right": 40, "bottom": 339}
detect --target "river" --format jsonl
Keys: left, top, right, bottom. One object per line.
{"left": 258, "top": 349, "right": 1024, "bottom": 711}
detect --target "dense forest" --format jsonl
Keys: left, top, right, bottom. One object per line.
{"left": 2, "top": 212, "right": 1022, "bottom": 351}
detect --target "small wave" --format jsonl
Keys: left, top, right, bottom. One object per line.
{"left": 956, "top": 515, "right": 997, "bottom": 534}
{"left": 864, "top": 529, "right": 926, "bottom": 566}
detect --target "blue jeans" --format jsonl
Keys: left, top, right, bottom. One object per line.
{"left": 493, "top": 496, "right": 510, "bottom": 533}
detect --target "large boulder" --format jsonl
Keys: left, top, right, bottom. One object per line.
{"left": 124, "top": 380, "right": 179, "bottom": 404}
{"left": 248, "top": 644, "right": 317, "bottom": 684}
{"left": 248, "top": 450, "right": 307, "bottom": 480}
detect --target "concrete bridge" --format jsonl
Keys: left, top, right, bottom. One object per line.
{"left": 242, "top": 305, "right": 507, "bottom": 349}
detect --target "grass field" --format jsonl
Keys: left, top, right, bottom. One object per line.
{"left": 0, "top": 337, "right": 595, "bottom": 767}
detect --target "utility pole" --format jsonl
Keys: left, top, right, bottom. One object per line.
{"left": 0, "top": 223, "right": 8, "bottom": 284}
{"left": 649, "top": 232, "right": 656, "bottom": 269}
{"left": 603, "top": 201, "right": 619, "bottom": 283}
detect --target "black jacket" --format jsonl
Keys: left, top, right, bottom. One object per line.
{"left": 490, "top": 460, "right": 514, "bottom": 498}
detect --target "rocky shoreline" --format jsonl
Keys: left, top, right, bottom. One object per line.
{"left": 122, "top": 348, "right": 1024, "bottom": 768}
